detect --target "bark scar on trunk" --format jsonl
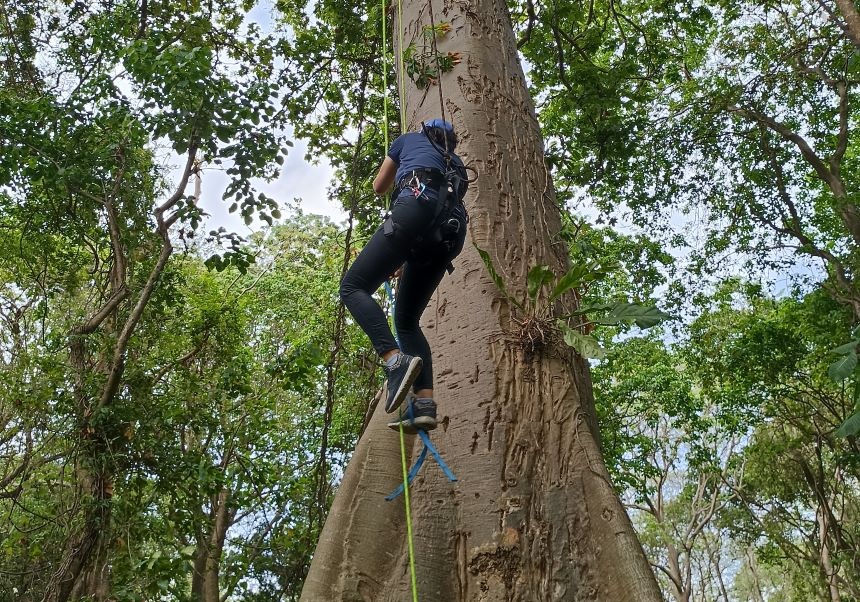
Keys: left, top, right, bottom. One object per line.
{"left": 468, "top": 542, "right": 521, "bottom": 593}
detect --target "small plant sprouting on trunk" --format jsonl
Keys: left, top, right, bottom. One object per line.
{"left": 476, "top": 247, "right": 669, "bottom": 359}
{"left": 402, "top": 23, "right": 462, "bottom": 89}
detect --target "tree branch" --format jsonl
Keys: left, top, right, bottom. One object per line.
{"left": 70, "top": 288, "right": 130, "bottom": 336}
{"left": 727, "top": 104, "right": 836, "bottom": 190}
{"left": 103, "top": 150, "right": 129, "bottom": 292}
{"left": 97, "top": 142, "right": 199, "bottom": 409}
{"left": 831, "top": 80, "right": 849, "bottom": 173}
{"left": 738, "top": 100, "right": 860, "bottom": 246}
{"left": 154, "top": 141, "right": 200, "bottom": 224}
{"left": 516, "top": 0, "right": 537, "bottom": 49}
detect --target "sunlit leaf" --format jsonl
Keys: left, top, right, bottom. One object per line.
{"left": 835, "top": 410, "right": 860, "bottom": 438}
{"left": 829, "top": 352, "right": 857, "bottom": 382}
{"left": 558, "top": 321, "right": 606, "bottom": 359}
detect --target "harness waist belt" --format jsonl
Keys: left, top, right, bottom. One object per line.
{"left": 397, "top": 168, "right": 447, "bottom": 192}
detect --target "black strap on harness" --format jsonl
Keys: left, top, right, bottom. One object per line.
{"left": 385, "top": 167, "right": 467, "bottom": 273}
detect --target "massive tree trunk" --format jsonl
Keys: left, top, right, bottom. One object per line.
{"left": 300, "top": 0, "right": 662, "bottom": 599}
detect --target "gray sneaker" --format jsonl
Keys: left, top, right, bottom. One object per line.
{"left": 387, "top": 398, "right": 437, "bottom": 433}
{"left": 384, "top": 354, "right": 423, "bottom": 413}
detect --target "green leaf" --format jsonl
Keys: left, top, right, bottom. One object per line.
{"left": 526, "top": 265, "right": 554, "bottom": 302}
{"left": 630, "top": 305, "right": 671, "bottom": 329}
{"left": 549, "top": 263, "right": 590, "bottom": 301}
{"left": 475, "top": 246, "right": 522, "bottom": 310}
{"left": 835, "top": 410, "right": 860, "bottom": 438}
{"left": 828, "top": 351, "right": 857, "bottom": 382}
{"left": 558, "top": 321, "right": 605, "bottom": 359}
{"left": 592, "top": 303, "right": 670, "bottom": 329}
{"left": 832, "top": 341, "right": 859, "bottom": 355}
{"left": 146, "top": 549, "right": 162, "bottom": 570}
{"left": 181, "top": 544, "right": 197, "bottom": 557}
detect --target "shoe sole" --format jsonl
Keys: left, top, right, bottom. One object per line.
{"left": 385, "top": 356, "right": 423, "bottom": 413}
{"left": 387, "top": 416, "right": 438, "bottom": 433}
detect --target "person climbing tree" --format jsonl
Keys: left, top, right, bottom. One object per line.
{"left": 339, "top": 118, "right": 469, "bottom": 431}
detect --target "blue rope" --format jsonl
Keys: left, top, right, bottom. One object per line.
{"left": 383, "top": 279, "right": 397, "bottom": 340}
{"left": 386, "top": 430, "right": 457, "bottom": 501}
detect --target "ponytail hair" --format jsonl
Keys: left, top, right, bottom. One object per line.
{"left": 422, "top": 119, "right": 458, "bottom": 151}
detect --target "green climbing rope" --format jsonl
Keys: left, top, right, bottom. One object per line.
{"left": 385, "top": 6, "right": 418, "bottom": 599}
{"left": 399, "top": 414, "right": 420, "bottom": 602}
{"left": 382, "top": 0, "right": 389, "bottom": 150}
{"left": 396, "top": 0, "right": 407, "bottom": 127}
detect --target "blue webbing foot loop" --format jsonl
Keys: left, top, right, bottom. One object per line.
{"left": 385, "top": 429, "right": 457, "bottom": 501}
{"left": 418, "top": 429, "right": 457, "bottom": 482}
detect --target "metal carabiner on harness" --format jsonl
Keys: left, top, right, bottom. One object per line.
{"left": 442, "top": 216, "right": 460, "bottom": 234}
{"left": 407, "top": 174, "right": 426, "bottom": 199}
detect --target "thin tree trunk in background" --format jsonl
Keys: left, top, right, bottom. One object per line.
{"left": 665, "top": 543, "right": 690, "bottom": 602}
{"left": 818, "top": 511, "right": 842, "bottom": 602}
{"left": 191, "top": 488, "right": 231, "bottom": 602}
{"left": 300, "top": 0, "right": 661, "bottom": 599}
{"left": 745, "top": 548, "right": 766, "bottom": 602}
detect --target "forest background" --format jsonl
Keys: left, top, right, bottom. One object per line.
{"left": 1, "top": 0, "right": 859, "bottom": 600}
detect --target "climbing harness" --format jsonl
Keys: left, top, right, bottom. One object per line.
{"left": 381, "top": 165, "right": 467, "bottom": 276}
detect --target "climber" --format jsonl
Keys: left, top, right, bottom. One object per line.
{"left": 339, "top": 118, "right": 469, "bottom": 431}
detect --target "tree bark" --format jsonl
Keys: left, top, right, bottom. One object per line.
{"left": 664, "top": 543, "right": 690, "bottom": 602}
{"left": 41, "top": 471, "right": 112, "bottom": 602}
{"left": 834, "top": 0, "right": 860, "bottom": 49}
{"left": 300, "top": 0, "right": 661, "bottom": 599}
{"left": 744, "top": 548, "right": 766, "bottom": 602}
{"left": 191, "top": 488, "right": 231, "bottom": 602}
{"left": 818, "top": 510, "right": 842, "bottom": 602}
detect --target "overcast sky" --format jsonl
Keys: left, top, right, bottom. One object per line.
{"left": 196, "top": 136, "right": 347, "bottom": 236}
{"left": 194, "top": 0, "right": 348, "bottom": 236}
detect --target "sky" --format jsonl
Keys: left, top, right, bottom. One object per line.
{"left": 196, "top": 1, "right": 348, "bottom": 235}
{"left": 195, "top": 136, "right": 347, "bottom": 237}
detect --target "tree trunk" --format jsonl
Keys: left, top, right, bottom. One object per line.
{"left": 42, "top": 469, "right": 112, "bottom": 602}
{"left": 665, "top": 543, "right": 690, "bottom": 602}
{"left": 834, "top": 0, "right": 860, "bottom": 49}
{"left": 744, "top": 548, "right": 766, "bottom": 602}
{"left": 300, "top": 0, "right": 661, "bottom": 600}
{"left": 818, "top": 510, "right": 842, "bottom": 602}
{"left": 191, "top": 487, "right": 232, "bottom": 602}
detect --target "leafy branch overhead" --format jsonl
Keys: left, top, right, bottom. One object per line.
{"left": 477, "top": 247, "right": 670, "bottom": 359}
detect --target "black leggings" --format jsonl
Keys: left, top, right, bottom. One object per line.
{"left": 340, "top": 192, "right": 467, "bottom": 391}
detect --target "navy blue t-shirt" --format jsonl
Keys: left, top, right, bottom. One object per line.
{"left": 388, "top": 132, "right": 467, "bottom": 197}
